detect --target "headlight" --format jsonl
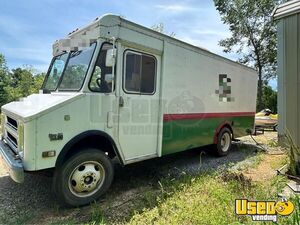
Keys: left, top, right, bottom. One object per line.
{"left": 18, "top": 122, "right": 24, "bottom": 152}
{"left": 0, "top": 113, "right": 5, "bottom": 139}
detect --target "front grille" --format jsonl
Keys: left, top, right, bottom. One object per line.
{"left": 7, "top": 131, "right": 18, "bottom": 148}
{"left": 7, "top": 116, "right": 18, "bottom": 130}
{"left": 3, "top": 114, "right": 19, "bottom": 153}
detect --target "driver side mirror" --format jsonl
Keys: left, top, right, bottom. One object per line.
{"left": 105, "top": 49, "right": 116, "bottom": 67}
{"left": 104, "top": 74, "right": 114, "bottom": 84}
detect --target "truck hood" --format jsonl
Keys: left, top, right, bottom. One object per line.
{"left": 1, "top": 92, "right": 84, "bottom": 122}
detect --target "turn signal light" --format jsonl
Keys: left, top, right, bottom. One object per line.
{"left": 42, "top": 151, "right": 56, "bottom": 158}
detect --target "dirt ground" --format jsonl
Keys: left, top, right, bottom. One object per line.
{"left": 0, "top": 131, "right": 287, "bottom": 224}
{"left": 238, "top": 131, "right": 287, "bottom": 182}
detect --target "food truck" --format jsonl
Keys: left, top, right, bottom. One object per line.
{"left": 0, "top": 14, "right": 257, "bottom": 206}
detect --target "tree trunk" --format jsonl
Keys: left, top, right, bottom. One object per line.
{"left": 257, "top": 66, "right": 263, "bottom": 111}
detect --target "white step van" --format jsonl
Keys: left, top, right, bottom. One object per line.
{"left": 0, "top": 14, "right": 257, "bottom": 206}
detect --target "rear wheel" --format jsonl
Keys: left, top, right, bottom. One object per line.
{"left": 53, "top": 149, "right": 114, "bottom": 207}
{"left": 214, "top": 127, "right": 232, "bottom": 156}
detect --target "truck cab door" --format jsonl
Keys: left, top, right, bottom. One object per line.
{"left": 118, "top": 48, "right": 161, "bottom": 163}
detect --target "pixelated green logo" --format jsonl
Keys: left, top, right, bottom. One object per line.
{"left": 215, "top": 74, "right": 234, "bottom": 102}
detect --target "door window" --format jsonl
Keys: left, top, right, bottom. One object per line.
{"left": 89, "top": 43, "right": 115, "bottom": 93}
{"left": 124, "top": 51, "right": 156, "bottom": 94}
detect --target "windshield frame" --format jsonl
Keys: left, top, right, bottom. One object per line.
{"left": 42, "top": 42, "right": 97, "bottom": 92}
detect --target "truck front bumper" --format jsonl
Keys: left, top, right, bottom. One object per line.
{"left": 0, "top": 140, "right": 24, "bottom": 183}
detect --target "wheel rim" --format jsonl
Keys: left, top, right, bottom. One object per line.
{"left": 220, "top": 132, "right": 231, "bottom": 152}
{"left": 68, "top": 161, "right": 105, "bottom": 198}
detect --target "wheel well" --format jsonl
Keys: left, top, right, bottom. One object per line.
{"left": 223, "top": 124, "right": 233, "bottom": 135}
{"left": 55, "top": 131, "right": 123, "bottom": 167}
{"left": 213, "top": 122, "right": 233, "bottom": 144}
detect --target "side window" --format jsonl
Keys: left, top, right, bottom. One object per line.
{"left": 89, "top": 43, "right": 114, "bottom": 93}
{"left": 124, "top": 51, "right": 156, "bottom": 94}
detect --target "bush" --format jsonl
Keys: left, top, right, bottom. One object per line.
{"left": 286, "top": 133, "right": 300, "bottom": 176}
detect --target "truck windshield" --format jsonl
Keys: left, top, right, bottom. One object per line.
{"left": 43, "top": 53, "right": 69, "bottom": 91}
{"left": 43, "top": 42, "right": 97, "bottom": 91}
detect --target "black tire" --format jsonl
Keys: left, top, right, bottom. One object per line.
{"left": 52, "top": 149, "right": 114, "bottom": 207}
{"left": 214, "top": 127, "right": 232, "bottom": 156}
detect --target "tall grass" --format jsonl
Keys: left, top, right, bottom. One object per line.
{"left": 282, "top": 195, "right": 300, "bottom": 225}
{"left": 127, "top": 172, "right": 290, "bottom": 225}
{"left": 291, "top": 195, "right": 300, "bottom": 225}
{"left": 285, "top": 132, "right": 300, "bottom": 175}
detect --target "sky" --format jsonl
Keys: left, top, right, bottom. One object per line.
{"left": 0, "top": 0, "right": 277, "bottom": 88}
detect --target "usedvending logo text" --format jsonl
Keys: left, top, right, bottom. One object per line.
{"left": 235, "top": 199, "right": 294, "bottom": 222}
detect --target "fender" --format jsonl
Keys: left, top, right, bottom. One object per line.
{"left": 213, "top": 121, "right": 233, "bottom": 144}
{"left": 55, "top": 130, "right": 124, "bottom": 167}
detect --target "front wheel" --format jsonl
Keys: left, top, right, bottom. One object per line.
{"left": 214, "top": 127, "right": 232, "bottom": 156}
{"left": 53, "top": 149, "right": 114, "bottom": 207}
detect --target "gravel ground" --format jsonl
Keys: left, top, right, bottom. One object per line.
{"left": 0, "top": 132, "right": 277, "bottom": 225}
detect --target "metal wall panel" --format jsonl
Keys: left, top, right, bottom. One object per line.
{"left": 285, "top": 15, "right": 299, "bottom": 145}
{"left": 277, "top": 1, "right": 300, "bottom": 172}
{"left": 297, "top": 14, "right": 300, "bottom": 147}
{"left": 277, "top": 20, "right": 286, "bottom": 139}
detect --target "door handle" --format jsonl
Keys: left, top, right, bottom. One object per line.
{"left": 119, "top": 96, "right": 124, "bottom": 107}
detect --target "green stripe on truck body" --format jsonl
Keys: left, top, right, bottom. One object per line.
{"left": 162, "top": 112, "right": 255, "bottom": 155}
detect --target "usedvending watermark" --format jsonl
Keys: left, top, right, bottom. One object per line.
{"left": 235, "top": 199, "right": 294, "bottom": 222}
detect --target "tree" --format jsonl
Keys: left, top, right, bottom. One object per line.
{"left": 151, "top": 23, "right": 176, "bottom": 37}
{"left": 1, "top": 69, "right": 45, "bottom": 107}
{"left": 214, "top": 0, "right": 281, "bottom": 110}
{"left": 32, "top": 73, "right": 45, "bottom": 93}
{"left": 11, "top": 68, "right": 34, "bottom": 96}
{"left": 6, "top": 68, "right": 45, "bottom": 101}
{"left": 262, "top": 83, "right": 277, "bottom": 113}
{"left": 0, "top": 54, "right": 11, "bottom": 107}
{"left": 0, "top": 53, "right": 46, "bottom": 110}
